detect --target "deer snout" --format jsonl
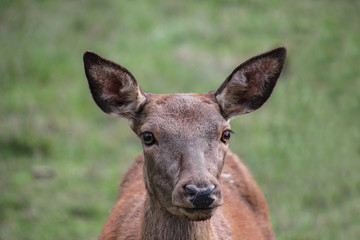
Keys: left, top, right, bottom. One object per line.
{"left": 172, "top": 180, "right": 223, "bottom": 209}
{"left": 184, "top": 185, "right": 216, "bottom": 208}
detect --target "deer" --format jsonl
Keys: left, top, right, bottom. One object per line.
{"left": 83, "top": 47, "right": 286, "bottom": 240}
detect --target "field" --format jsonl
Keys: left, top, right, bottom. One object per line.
{"left": 1, "top": 0, "right": 359, "bottom": 239}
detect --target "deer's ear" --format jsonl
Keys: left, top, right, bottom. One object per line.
{"left": 83, "top": 51, "right": 146, "bottom": 119}
{"left": 215, "top": 47, "right": 286, "bottom": 119}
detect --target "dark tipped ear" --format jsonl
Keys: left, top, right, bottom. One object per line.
{"left": 215, "top": 47, "right": 286, "bottom": 119}
{"left": 83, "top": 51, "right": 146, "bottom": 119}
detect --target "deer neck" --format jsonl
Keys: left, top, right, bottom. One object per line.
{"left": 141, "top": 195, "right": 213, "bottom": 240}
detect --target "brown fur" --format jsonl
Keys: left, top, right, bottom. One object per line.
{"left": 83, "top": 47, "right": 287, "bottom": 240}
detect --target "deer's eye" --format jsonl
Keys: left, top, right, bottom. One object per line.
{"left": 141, "top": 132, "right": 156, "bottom": 146}
{"left": 221, "top": 130, "right": 233, "bottom": 143}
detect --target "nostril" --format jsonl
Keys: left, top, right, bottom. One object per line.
{"left": 201, "top": 185, "right": 216, "bottom": 195}
{"left": 184, "top": 185, "right": 198, "bottom": 200}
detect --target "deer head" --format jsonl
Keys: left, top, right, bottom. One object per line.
{"left": 83, "top": 47, "right": 286, "bottom": 221}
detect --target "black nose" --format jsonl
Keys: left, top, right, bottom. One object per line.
{"left": 184, "top": 185, "right": 216, "bottom": 208}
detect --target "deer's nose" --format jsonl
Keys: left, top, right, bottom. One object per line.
{"left": 184, "top": 185, "right": 216, "bottom": 208}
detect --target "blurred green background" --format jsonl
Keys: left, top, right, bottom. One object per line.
{"left": 1, "top": 0, "right": 359, "bottom": 239}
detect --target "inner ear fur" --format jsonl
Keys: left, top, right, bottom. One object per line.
{"left": 83, "top": 51, "right": 146, "bottom": 119}
{"left": 215, "top": 47, "right": 286, "bottom": 119}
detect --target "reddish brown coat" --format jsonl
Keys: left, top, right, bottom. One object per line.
{"left": 99, "top": 152, "right": 273, "bottom": 240}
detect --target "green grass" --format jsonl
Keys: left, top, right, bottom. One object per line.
{"left": 1, "top": 0, "right": 359, "bottom": 239}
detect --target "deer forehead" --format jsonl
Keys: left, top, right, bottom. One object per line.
{"left": 138, "top": 93, "right": 230, "bottom": 138}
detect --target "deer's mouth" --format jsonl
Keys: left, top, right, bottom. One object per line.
{"left": 180, "top": 206, "right": 218, "bottom": 221}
